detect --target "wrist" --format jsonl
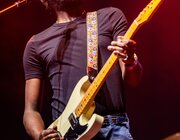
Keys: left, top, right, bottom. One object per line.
{"left": 125, "top": 53, "right": 138, "bottom": 67}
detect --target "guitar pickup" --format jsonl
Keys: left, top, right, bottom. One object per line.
{"left": 68, "top": 113, "right": 78, "bottom": 130}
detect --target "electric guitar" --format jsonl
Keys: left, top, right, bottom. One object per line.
{"left": 48, "top": 0, "right": 163, "bottom": 139}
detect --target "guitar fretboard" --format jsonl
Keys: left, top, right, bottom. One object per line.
{"left": 75, "top": 22, "right": 139, "bottom": 117}
{"left": 74, "top": 0, "right": 163, "bottom": 117}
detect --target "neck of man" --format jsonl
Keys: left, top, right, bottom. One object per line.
{"left": 56, "top": 7, "right": 84, "bottom": 24}
{"left": 56, "top": 11, "right": 77, "bottom": 23}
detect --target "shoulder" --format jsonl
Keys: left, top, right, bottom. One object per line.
{"left": 95, "top": 7, "right": 128, "bottom": 39}
{"left": 97, "top": 7, "right": 125, "bottom": 17}
{"left": 24, "top": 24, "right": 54, "bottom": 53}
{"left": 95, "top": 7, "right": 127, "bottom": 25}
{"left": 25, "top": 22, "right": 63, "bottom": 48}
{"left": 32, "top": 23, "right": 56, "bottom": 42}
{"left": 97, "top": 7, "right": 123, "bottom": 13}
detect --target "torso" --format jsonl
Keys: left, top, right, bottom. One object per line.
{"left": 23, "top": 7, "right": 128, "bottom": 120}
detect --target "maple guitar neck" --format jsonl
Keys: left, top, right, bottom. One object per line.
{"left": 74, "top": 22, "right": 138, "bottom": 117}
{"left": 75, "top": 0, "right": 163, "bottom": 117}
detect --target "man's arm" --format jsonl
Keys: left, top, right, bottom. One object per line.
{"left": 119, "top": 55, "right": 143, "bottom": 87}
{"left": 23, "top": 78, "right": 61, "bottom": 140}
{"left": 23, "top": 78, "right": 45, "bottom": 140}
{"left": 108, "top": 36, "right": 143, "bottom": 87}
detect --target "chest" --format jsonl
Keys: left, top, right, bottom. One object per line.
{"left": 37, "top": 23, "right": 113, "bottom": 73}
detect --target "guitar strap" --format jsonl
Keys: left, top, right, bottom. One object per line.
{"left": 86, "top": 11, "right": 98, "bottom": 82}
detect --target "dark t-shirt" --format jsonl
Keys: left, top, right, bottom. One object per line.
{"left": 23, "top": 7, "right": 128, "bottom": 120}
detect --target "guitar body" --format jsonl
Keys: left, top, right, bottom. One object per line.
{"left": 48, "top": 76, "right": 104, "bottom": 140}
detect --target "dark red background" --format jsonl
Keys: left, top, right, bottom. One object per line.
{"left": 0, "top": 0, "right": 179, "bottom": 139}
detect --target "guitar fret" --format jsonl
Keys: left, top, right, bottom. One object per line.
{"left": 125, "top": 23, "right": 137, "bottom": 39}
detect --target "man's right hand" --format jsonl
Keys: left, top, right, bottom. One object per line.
{"left": 39, "top": 126, "right": 64, "bottom": 140}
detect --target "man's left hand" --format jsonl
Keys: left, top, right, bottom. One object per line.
{"left": 107, "top": 36, "right": 137, "bottom": 65}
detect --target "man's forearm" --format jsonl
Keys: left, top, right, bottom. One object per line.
{"left": 23, "top": 110, "right": 45, "bottom": 140}
{"left": 123, "top": 61, "right": 143, "bottom": 87}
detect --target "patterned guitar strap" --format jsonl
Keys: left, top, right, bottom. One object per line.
{"left": 86, "top": 11, "right": 98, "bottom": 82}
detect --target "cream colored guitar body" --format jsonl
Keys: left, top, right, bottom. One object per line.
{"left": 48, "top": 76, "right": 104, "bottom": 140}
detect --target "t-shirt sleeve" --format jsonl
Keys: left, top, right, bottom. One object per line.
{"left": 109, "top": 7, "right": 128, "bottom": 40}
{"left": 23, "top": 36, "right": 44, "bottom": 80}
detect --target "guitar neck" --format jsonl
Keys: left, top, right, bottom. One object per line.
{"left": 75, "top": 22, "right": 139, "bottom": 117}
{"left": 75, "top": 0, "right": 163, "bottom": 117}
